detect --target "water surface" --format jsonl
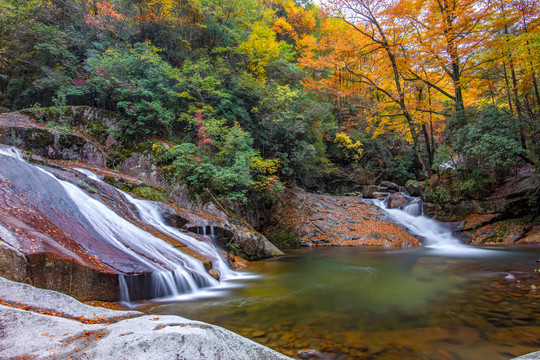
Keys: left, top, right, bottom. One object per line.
{"left": 140, "top": 246, "right": 540, "bottom": 360}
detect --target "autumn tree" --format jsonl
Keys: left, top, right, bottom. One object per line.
{"left": 303, "top": 0, "right": 430, "bottom": 173}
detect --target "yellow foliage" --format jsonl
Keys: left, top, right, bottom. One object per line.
{"left": 251, "top": 156, "right": 280, "bottom": 175}
{"left": 239, "top": 21, "right": 290, "bottom": 79}
{"left": 334, "top": 132, "right": 363, "bottom": 160}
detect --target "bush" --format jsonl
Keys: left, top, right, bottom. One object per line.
{"left": 446, "top": 105, "right": 526, "bottom": 180}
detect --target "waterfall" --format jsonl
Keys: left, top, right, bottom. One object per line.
{"left": 367, "top": 194, "right": 491, "bottom": 256}
{"left": 0, "top": 145, "right": 245, "bottom": 304}
{"left": 123, "top": 194, "right": 238, "bottom": 280}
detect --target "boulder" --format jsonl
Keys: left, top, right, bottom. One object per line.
{"left": 0, "top": 277, "right": 292, "bottom": 360}
{"left": 513, "top": 351, "right": 540, "bottom": 359}
{"left": 405, "top": 180, "right": 424, "bottom": 198}
{"left": 386, "top": 193, "right": 410, "bottom": 209}
{"left": 362, "top": 185, "right": 379, "bottom": 198}
{"left": 266, "top": 190, "right": 419, "bottom": 247}
{"left": 179, "top": 206, "right": 284, "bottom": 261}
{"left": 380, "top": 181, "right": 400, "bottom": 191}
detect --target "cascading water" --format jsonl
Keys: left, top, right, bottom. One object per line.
{"left": 368, "top": 193, "right": 491, "bottom": 256}
{"left": 121, "top": 193, "right": 239, "bottom": 280}
{"left": 75, "top": 168, "right": 241, "bottom": 282}
{"left": 0, "top": 145, "right": 245, "bottom": 304}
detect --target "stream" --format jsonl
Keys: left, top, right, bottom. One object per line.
{"left": 138, "top": 196, "right": 540, "bottom": 360}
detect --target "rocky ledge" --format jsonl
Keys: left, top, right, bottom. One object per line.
{"left": 0, "top": 277, "right": 292, "bottom": 360}
{"left": 265, "top": 190, "right": 420, "bottom": 246}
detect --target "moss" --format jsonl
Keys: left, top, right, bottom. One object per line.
{"left": 265, "top": 229, "right": 300, "bottom": 247}
{"left": 28, "top": 129, "right": 55, "bottom": 148}
{"left": 132, "top": 186, "right": 168, "bottom": 202}
{"left": 106, "top": 140, "right": 154, "bottom": 169}
{"left": 58, "top": 134, "right": 86, "bottom": 149}
{"left": 22, "top": 106, "right": 123, "bottom": 145}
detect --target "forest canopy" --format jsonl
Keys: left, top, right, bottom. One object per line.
{"left": 0, "top": 0, "right": 538, "bottom": 205}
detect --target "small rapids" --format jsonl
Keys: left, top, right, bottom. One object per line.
{"left": 0, "top": 145, "right": 246, "bottom": 305}
{"left": 366, "top": 193, "right": 492, "bottom": 256}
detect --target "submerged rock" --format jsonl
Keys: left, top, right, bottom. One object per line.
{"left": 0, "top": 277, "right": 292, "bottom": 360}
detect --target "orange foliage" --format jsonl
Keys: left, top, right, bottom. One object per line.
{"left": 85, "top": 1, "right": 125, "bottom": 31}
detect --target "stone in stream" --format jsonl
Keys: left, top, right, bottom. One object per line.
{"left": 405, "top": 179, "right": 424, "bottom": 198}
{"left": 297, "top": 349, "right": 331, "bottom": 359}
{"left": 386, "top": 193, "right": 410, "bottom": 209}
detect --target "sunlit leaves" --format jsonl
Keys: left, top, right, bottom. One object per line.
{"left": 239, "top": 21, "right": 294, "bottom": 79}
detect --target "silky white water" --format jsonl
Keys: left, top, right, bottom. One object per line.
{"left": 368, "top": 194, "right": 493, "bottom": 256}
{"left": 0, "top": 145, "right": 243, "bottom": 303}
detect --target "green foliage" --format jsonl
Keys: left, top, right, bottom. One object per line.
{"left": 166, "top": 115, "right": 257, "bottom": 205}
{"left": 265, "top": 229, "right": 299, "bottom": 247}
{"left": 4, "top": 0, "right": 536, "bottom": 209}
{"left": 132, "top": 186, "right": 168, "bottom": 202}
{"left": 424, "top": 105, "right": 530, "bottom": 204}
{"left": 446, "top": 105, "right": 526, "bottom": 178}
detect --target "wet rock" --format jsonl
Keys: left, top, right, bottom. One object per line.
{"left": 297, "top": 349, "right": 330, "bottom": 359}
{"left": 208, "top": 268, "right": 221, "bottom": 280}
{"left": 486, "top": 327, "right": 540, "bottom": 347}
{"left": 252, "top": 330, "right": 267, "bottom": 337}
{"left": 405, "top": 180, "right": 424, "bottom": 198}
{"left": 0, "top": 238, "right": 28, "bottom": 283}
{"left": 517, "top": 225, "right": 540, "bottom": 244}
{"left": 386, "top": 193, "right": 410, "bottom": 209}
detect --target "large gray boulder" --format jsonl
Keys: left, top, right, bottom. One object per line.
{"left": 405, "top": 180, "right": 424, "bottom": 198}
{"left": 0, "top": 277, "right": 292, "bottom": 360}
{"left": 513, "top": 351, "right": 540, "bottom": 359}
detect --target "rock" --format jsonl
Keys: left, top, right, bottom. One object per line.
{"left": 517, "top": 225, "right": 540, "bottom": 244}
{"left": 486, "top": 327, "right": 540, "bottom": 347}
{"left": 0, "top": 278, "right": 292, "bottom": 360}
{"left": 252, "top": 330, "right": 267, "bottom": 337}
{"left": 513, "top": 351, "right": 540, "bottom": 359}
{"left": 266, "top": 190, "right": 419, "bottom": 247}
{"left": 117, "top": 152, "right": 165, "bottom": 187}
{"left": 405, "top": 180, "right": 424, "bottom": 198}
{"left": 362, "top": 185, "right": 379, "bottom": 198}
{"left": 208, "top": 268, "right": 221, "bottom": 280}
{"left": 297, "top": 349, "right": 331, "bottom": 359}
{"left": 380, "top": 181, "right": 400, "bottom": 191}
{"left": 0, "top": 125, "right": 107, "bottom": 167}
{"left": 0, "top": 238, "right": 28, "bottom": 283}
{"left": 386, "top": 193, "right": 410, "bottom": 209}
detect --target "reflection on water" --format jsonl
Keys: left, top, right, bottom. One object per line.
{"left": 139, "top": 246, "right": 540, "bottom": 360}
